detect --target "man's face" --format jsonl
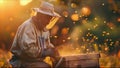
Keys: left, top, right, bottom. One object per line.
{"left": 37, "top": 13, "right": 52, "bottom": 29}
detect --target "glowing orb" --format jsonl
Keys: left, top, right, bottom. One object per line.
{"left": 61, "top": 28, "right": 69, "bottom": 35}
{"left": 62, "top": 11, "right": 69, "bottom": 17}
{"left": 71, "top": 13, "right": 79, "bottom": 21}
{"left": 81, "top": 7, "right": 91, "bottom": 16}
{"left": 117, "top": 17, "right": 120, "bottom": 22}
{"left": 71, "top": 3, "right": 77, "bottom": 8}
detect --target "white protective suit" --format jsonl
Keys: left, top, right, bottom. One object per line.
{"left": 10, "top": 17, "right": 55, "bottom": 67}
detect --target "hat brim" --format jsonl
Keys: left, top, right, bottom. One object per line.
{"left": 33, "top": 8, "right": 61, "bottom": 17}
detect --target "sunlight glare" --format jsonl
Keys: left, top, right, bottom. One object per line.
{"left": 20, "top": 0, "right": 32, "bottom": 6}
{"left": 0, "top": 0, "right": 3, "bottom": 4}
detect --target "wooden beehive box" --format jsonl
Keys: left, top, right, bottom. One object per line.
{"left": 60, "top": 53, "right": 100, "bottom": 68}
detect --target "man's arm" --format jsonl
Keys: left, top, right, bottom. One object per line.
{"left": 18, "top": 23, "right": 41, "bottom": 58}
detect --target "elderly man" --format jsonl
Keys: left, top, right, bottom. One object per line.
{"left": 10, "top": 1, "right": 60, "bottom": 68}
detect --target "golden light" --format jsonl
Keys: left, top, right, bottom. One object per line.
{"left": 71, "top": 3, "right": 77, "bottom": 8}
{"left": 110, "top": 42, "right": 114, "bottom": 46}
{"left": 106, "top": 33, "right": 110, "bottom": 35}
{"left": 110, "top": 27, "right": 113, "bottom": 29}
{"left": 62, "top": 40, "right": 66, "bottom": 42}
{"left": 67, "top": 37, "right": 71, "bottom": 40}
{"left": 90, "top": 34, "right": 93, "bottom": 36}
{"left": 0, "top": 0, "right": 4, "bottom": 7}
{"left": 105, "top": 47, "right": 108, "bottom": 51}
{"left": 88, "top": 28, "right": 90, "bottom": 30}
{"left": 93, "top": 36, "right": 96, "bottom": 38}
{"left": 61, "top": 28, "right": 69, "bottom": 35}
{"left": 103, "top": 31, "right": 106, "bottom": 33}
{"left": 0, "top": 0, "right": 3, "bottom": 4}
{"left": 94, "top": 17, "right": 98, "bottom": 20}
{"left": 71, "top": 13, "right": 79, "bottom": 21}
{"left": 81, "top": 7, "right": 91, "bottom": 16}
{"left": 75, "top": 11, "right": 78, "bottom": 13}
{"left": 20, "top": 0, "right": 32, "bottom": 6}
{"left": 86, "top": 49, "right": 89, "bottom": 51}
{"left": 93, "top": 26, "right": 96, "bottom": 29}
{"left": 62, "top": 11, "right": 69, "bottom": 17}
{"left": 86, "top": 34, "right": 89, "bottom": 36}
{"left": 94, "top": 44, "right": 99, "bottom": 52}
{"left": 95, "top": 37, "right": 98, "bottom": 40}
{"left": 117, "top": 17, "right": 120, "bottom": 22}
{"left": 44, "top": 56, "right": 52, "bottom": 67}
{"left": 54, "top": 36, "right": 58, "bottom": 38}
{"left": 56, "top": 44, "right": 82, "bottom": 57}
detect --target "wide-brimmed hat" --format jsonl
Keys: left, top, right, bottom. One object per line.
{"left": 33, "top": 1, "right": 61, "bottom": 17}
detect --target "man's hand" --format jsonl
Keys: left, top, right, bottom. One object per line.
{"left": 43, "top": 48, "right": 59, "bottom": 58}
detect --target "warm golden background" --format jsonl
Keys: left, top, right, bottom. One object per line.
{"left": 0, "top": 0, "right": 120, "bottom": 67}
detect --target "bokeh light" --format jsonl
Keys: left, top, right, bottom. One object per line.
{"left": 117, "top": 17, "right": 120, "bottom": 22}
{"left": 62, "top": 11, "right": 69, "bottom": 17}
{"left": 71, "top": 3, "right": 77, "bottom": 8}
{"left": 20, "top": 0, "right": 32, "bottom": 6}
{"left": 61, "top": 28, "right": 69, "bottom": 35}
{"left": 71, "top": 13, "right": 79, "bottom": 21}
{"left": 81, "top": 7, "right": 91, "bottom": 16}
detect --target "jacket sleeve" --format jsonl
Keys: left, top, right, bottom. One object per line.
{"left": 18, "top": 23, "right": 41, "bottom": 58}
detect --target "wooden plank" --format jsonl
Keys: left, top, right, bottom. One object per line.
{"left": 63, "top": 53, "right": 100, "bottom": 61}
{"left": 60, "top": 53, "right": 100, "bottom": 68}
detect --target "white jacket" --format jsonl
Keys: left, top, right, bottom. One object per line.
{"left": 10, "top": 18, "right": 54, "bottom": 59}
